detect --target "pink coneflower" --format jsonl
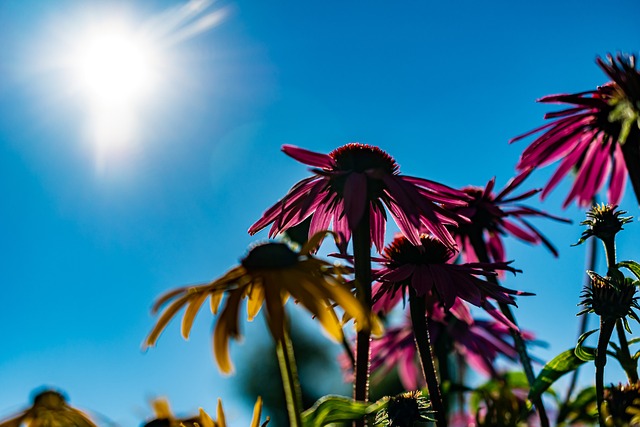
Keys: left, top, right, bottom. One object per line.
{"left": 511, "top": 53, "right": 640, "bottom": 208}
{"left": 366, "top": 302, "right": 527, "bottom": 390}
{"left": 453, "top": 171, "right": 570, "bottom": 265}
{"left": 249, "top": 143, "right": 468, "bottom": 252}
{"left": 373, "top": 234, "right": 529, "bottom": 326}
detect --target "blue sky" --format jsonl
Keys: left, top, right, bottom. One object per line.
{"left": 1, "top": 0, "right": 639, "bottom": 425}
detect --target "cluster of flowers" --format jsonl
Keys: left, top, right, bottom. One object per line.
{"left": 4, "top": 53, "right": 637, "bottom": 427}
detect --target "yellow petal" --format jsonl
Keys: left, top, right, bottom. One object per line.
{"left": 198, "top": 408, "right": 214, "bottom": 427}
{"left": 152, "top": 398, "right": 173, "bottom": 419}
{"left": 216, "top": 399, "right": 226, "bottom": 427}
{"left": 181, "top": 291, "right": 210, "bottom": 339}
{"left": 213, "top": 291, "right": 243, "bottom": 374}
{"left": 145, "top": 292, "right": 195, "bottom": 348}
{"left": 263, "top": 279, "right": 287, "bottom": 341}
{"left": 300, "top": 231, "right": 338, "bottom": 255}
{"left": 0, "top": 410, "right": 28, "bottom": 427}
{"left": 246, "top": 282, "right": 265, "bottom": 321}
{"left": 250, "top": 397, "right": 263, "bottom": 427}
{"left": 210, "top": 291, "right": 224, "bottom": 315}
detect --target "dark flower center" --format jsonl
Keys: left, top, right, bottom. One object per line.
{"left": 330, "top": 143, "right": 398, "bottom": 174}
{"left": 33, "top": 390, "right": 67, "bottom": 409}
{"left": 327, "top": 143, "right": 399, "bottom": 200}
{"left": 457, "top": 187, "right": 503, "bottom": 232}
{"left": 241, "top": 243, "right": 299, "bottom": 270}
{"left": 384, "top": 235, "right": 453, "bottom": 268}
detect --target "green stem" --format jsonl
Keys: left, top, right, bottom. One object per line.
{"left": 409, "top": 293, "right": 447, "bottom": 427}
{"left": 467, "top": 230, "right": 549, "bottom": 427}
{"left": 616, "top": 319, "right": 639, "bottom": 382}
{"left": 562, "top": 234, "right": 598, "bottom": 418}
{"left": 275, "top": 328, "right": 304, "bottom": 427}
{"left": 602, "top": 237, "right": 617, "bottom": 275}
{"left": 352, "top": 205, "right": 372, "bottom": 427}
{"left": 596, "top": 318, "right": 616, "bottom": 427}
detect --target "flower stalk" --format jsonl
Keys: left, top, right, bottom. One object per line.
{"left": 276, "top": 327, "right": 304, "bottom": 427}
{"left": 353, "top": 205, "right": 372, "bottom": 427}
{"left": 596, "top": 318, "right": 616, "bottom": 427}
{"left": 467, "top": 229, "right": 549, "bottom": 427}
{"left": 409, "top": 292, "right": 447, "bottom": 427}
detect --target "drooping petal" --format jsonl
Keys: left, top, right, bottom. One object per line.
{"left": 282, "top": 144, "right": 333, "bottom": 168}
{"left": 213, "top": 290, "right": 244, "bottom": 374}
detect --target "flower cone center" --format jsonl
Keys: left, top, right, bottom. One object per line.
{"left": 241, "top": 243, "right": 299, "bottom": 270}
{"left": 385, "top": 235, "right": 452, "bottom": 268}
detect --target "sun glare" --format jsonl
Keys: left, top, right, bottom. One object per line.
{"left": 49, "top": 0, "right": 229, "bottom": 169}
{"left": 72, "top": 27, "right": 158, "bottom": 108}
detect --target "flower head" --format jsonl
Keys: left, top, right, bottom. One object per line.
{"left": 602, "top": 382, "right": 640, "bottom": 427}
{"left": 144, "top": 397, "right": 268, "bottom": 427}
{"left": 578, "top": 271, "right": 640, "bottom": 330}
{"left": 145, "top": 233, "right": 378, "bottom": 373}
{"left": 575, "top": 203, "right": 632, "bottom": 246}
{"left": 452, "top": 171, "right": 569, "bottom": 264}
{"left": 374, "top": 391, "right": 432, "bottom": 427}
{"left": 249, "top": 143, "right": 468, "bottom": 252}
{"left": 0, "top": 389, "right": 97, "bottom": 427}
{"left": 373, "top": 234, "right": 528, "bottom": 326}
{"left": 511, "top": 53, "right": 640, "bottom": 208}
{"left": 366, "top": 302, "right": 528, "bottom": 390}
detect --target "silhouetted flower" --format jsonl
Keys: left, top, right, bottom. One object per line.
{"left": 578, "top": 271, "right": 640, "bottom": 330}
{"left": 373, "top": 234, "right": 528, "bottom": 326}
{"left": 575, "top": 203, "right": 632, "bottom": 246}
{"left": 0, "top": 389, "right": 97, "bottom": 427}
{"left": 452, "top": 171, "right": 569, "bottom": 264}
{"left": 511, "top": 53, "right": 640, "bottom": 208}
{"left": 145, "top": 233, "right": 379, "bottom": 373}
{"left": 602, "top": 382, "right": 640, "bottom": 427}
{"left": 367, "top": 300, "right": 526, "bottom": 390}
{"left": 249, "top": 143, "right": 468, "bottom": 252}
{"left": 374, "top": 391, "right": 432, "bottom": 427}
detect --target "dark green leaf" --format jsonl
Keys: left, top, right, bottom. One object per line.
{"left": 529, "top": 349, "right": 589, "bottom": 401}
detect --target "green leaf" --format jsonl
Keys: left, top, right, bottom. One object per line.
{"left": 302, "top": 395, "right": 386, "bottom": 427}
{"left": 618, "top": 261, "right": 640, "bottom": 282}
{"left": 575, "top": 329, "right": 598, "bottom": 362}
{"left": 529, "top": 349, "right": 589, "bottom": 401}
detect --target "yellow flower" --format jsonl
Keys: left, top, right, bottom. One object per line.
{"left": 0, "top": 389, "right": 97, "bottom": 427}
{"left": 145, "top": 232, "right": 380, "bottom": 373}
{"left": 145, "top": 396, "right": 268, "bottom": 427}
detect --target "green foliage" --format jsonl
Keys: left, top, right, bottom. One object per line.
{"left": 301, "top": 395, "right": 386, "bottom": 427}
{"left": 529, "top": 349, "right": 590, "bottom": 402}
{"left": 555, "top": 386, "right": 598, "bottom": 426}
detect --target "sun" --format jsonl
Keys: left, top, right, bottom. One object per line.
{"left": 70, "top": 23, "right": 159, "bottom": 108}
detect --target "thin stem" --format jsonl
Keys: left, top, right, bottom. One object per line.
{"left": 596, "top": 318, "right": 616, "bottom": 427}
{"left": 352, "top": 205, "right": 372, "bottom": 427}
{"left": 616, "top": 319, "right": 639, "bottom": 382}
{"left": 275, "top": 328, "right": 303, "bottom": 427}
{"left": 562, "top": 234, "right": 598, "bottom": 414}
{"left": 602, "top": 237, "right": 617, "bottom": 274}
{"left": 409, "top": 293, "right": 447, "bottom": 427}
{"left": 466, "top": 230, "right": 549, "bottom": 427}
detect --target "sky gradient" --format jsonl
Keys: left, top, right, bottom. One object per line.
{"left": 1, "top": 0, "right": 640, "bottom": 425}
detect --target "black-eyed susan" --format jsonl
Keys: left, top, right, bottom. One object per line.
{"left": 145, "top": 232, "right": 380, "bottom": 374}
{"left": 143, "top": 396, "right": 268, "bottom": 427}
{"left": 0, "top": 389, "right": 97, "bottom": 427}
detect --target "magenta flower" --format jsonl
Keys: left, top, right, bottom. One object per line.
{"left": 452, "top": 171, "right": 570, "bottom": 265}
{"left": 511, "top": 53, "right": 640, "bottom": 208}
{"left": 248, "top": 143, "right": 468, "bottom": 252}
{"left": 366, "top": 301, "right": 529, "bottom": 390}
{"left": 373, "top": 233, "right": 529, "bottom": 327}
